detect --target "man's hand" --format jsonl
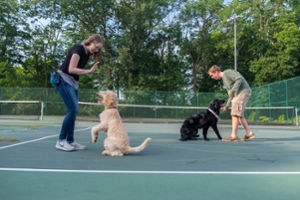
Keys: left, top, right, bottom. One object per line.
{"left": 220, "top": 107, "right": 227, "bottom": 112}
{"left": 228, "top": 91, "right": 233, "bottom": 97}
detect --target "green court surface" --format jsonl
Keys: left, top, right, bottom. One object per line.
{"left": 1, "top": 171, "right": 299, "bottom": 200}
{"left": 0, "top": 118, "right": 300, "bottom": 200}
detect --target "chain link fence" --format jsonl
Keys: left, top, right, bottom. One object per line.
{"left": 1, "top": 76, "right": 300, "bottom": 123}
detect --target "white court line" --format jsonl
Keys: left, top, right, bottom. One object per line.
{"left": 0, "top": 168, "right": 300, "bottom": 174}
{"left": 0, "top": 126, "right": 92, "bottom": 150}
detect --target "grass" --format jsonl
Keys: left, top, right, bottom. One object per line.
{"left": 27, "top": 126, "right": 38, "bottom": 130}
{"left": 0, "top": 136, "right": 20, "bottom": 142}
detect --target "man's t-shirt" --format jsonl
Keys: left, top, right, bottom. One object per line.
{"left": 222, "top": 69, "right": 252, "bottom": 108}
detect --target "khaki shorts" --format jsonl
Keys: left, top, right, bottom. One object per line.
{"left": 231, "top": 93, "right": 251, "bottom": 117}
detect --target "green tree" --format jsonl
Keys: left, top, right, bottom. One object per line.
{"left": 179, "top": 0, "right": 224, "bottom": 92}
{"left": 20, "top": 0, "right": 70, "bottom": 87}
{"left": 2, "top": 0, "right": 300, "bottom": 92}
{"left": 108, "top": 0, "right": 186, "bottom": 91}
{"left": 249, "top": 8, "right": 300, "bottom": 86}
{"left": 0, "top": 61, "right": 18, "bottom": 87}
{"left": 0, "top": 1, "right": 31, "bottom": 87}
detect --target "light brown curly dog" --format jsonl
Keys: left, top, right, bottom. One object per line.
{"left": 91, "top": 90, "right": 152, "bottom": 156}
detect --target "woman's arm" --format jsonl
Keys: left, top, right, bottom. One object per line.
{"left": 68, "top": 54, "right": 99, "bottom": 75}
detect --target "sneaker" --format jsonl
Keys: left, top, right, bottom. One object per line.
{"left": 240, "top": 132, "right": 255, "bottom": 141}
{"left": 222, "top": 136, "right": 238, "bottom": 142}
{"left": 70, "top": 141, "right": 86, "bottom": 150}
{"left": 55, "top": 140, "right": 75, "bottom": 151}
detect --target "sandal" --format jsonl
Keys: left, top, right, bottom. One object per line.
{"left": 222, "top": 136, "right": 238, "bottom": 142}
{"left": 240, "top": 132, "right": 255, "bottom": 141}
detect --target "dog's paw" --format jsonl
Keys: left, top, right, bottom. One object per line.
{"left": 204, "top": 138, "right": 210, "bottom": 141}
{"left": 91, "top": 132, "right": 98, "bottom": 143}
{"left": 91, "top": 136, "right": 98, "bottom": 143}
{"left": 102, "top": 150, "right": 110, "bottom": 156}
{"left": 218, "top": 137, "right": 222, "bottom": 140}
{"left": 179, "top": 138, "right": 187, "bottom": 141}
{"left": 91, "top": 128, "right": 99, "bottom": 143}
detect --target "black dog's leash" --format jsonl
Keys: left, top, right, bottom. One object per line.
{"left": 207, "top": 108, "right": 220, "bottom": 120}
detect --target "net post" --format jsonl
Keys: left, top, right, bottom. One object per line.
{"left": 295, "top": 107, "right": 299, "bottom": 126}
{"left": 40, "top": 101, "right": 44, "bottom": 121}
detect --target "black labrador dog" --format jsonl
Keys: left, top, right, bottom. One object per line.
{"left": 179, "top": 99, "right": 225, "bottom": 141}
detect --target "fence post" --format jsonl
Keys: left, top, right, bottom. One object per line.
{"left": 295, "top": 107, "right": 299, "bottom": 126}
{"left": 0, "top": 88, "right": 1, "bottom": 114}
{"left": 154, "top": 90, "right": 157, "bottom": 118}
{"left": 286, "top": 80, "right": 289, "bottom": 119}
{"left": 268, "top": 84, "right": 271, "bottom": 119}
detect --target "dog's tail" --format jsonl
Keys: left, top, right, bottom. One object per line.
{"left": 126, "top": 137, "right": 152, "bottom": 154}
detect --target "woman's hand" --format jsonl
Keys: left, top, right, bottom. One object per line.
{"left": 69, "top": 55, "right": 99, "bottom": 75}
{"left": 89, "top": 62, "right": 100, "bottom": 74}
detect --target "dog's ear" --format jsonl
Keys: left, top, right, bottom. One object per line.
{"left": 188, "top": 118, "right": 194, "bottom": 124}
{"left": 213, "top": 100, "right": 219, "bottom": 109}
{"left": 200, "top": 113, "right": 205, "bottom": 118}
{"left": 104, "top": 92, "right": 112, "bottom": 106}
{"left": 107, "top": 91, "right": 118, "bottom": 107}
{"left": 215, "top": 103, "right": 219, "bottom": 109}
{"left": 210, "top": 100, "right": 217, "bottom": 108}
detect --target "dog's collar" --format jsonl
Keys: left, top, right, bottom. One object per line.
{"left": 208, "top": 108, "right": 220, "bottom": 120}
{"left": 107, "top": 106, "right": 117, "bottom": 109}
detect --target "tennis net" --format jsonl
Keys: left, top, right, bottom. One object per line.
{"left": 0, "top": 100, "right": 44, "bottom": 120}
{"left": 0, "top": 100, "right": 295, "bottom": 124}
{"left": 77, "top": 102, "right": 296, "bottom": 124}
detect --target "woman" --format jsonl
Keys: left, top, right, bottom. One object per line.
{"left": 208, "top": 65, "right": 255, "bottom": 142}
{"left": 55, "top": 34, "right": 104, "bottom": 151}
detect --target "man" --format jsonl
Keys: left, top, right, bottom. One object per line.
{"left": 208, "top": 65, "right": 255, "bottom": 142}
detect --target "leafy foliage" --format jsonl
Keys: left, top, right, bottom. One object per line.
{"left": 1, "top": 0, "right": 300, "bottom": 92}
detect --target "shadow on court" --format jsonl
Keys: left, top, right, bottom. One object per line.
{"left": 0, "top": 120, "right": 300, "bottom": 200}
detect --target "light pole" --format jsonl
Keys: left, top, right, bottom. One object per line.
{"left": 226, "top": 15, "right": 242, "bottom": 71}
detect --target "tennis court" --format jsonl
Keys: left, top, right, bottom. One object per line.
{"left": 0, "top": 118, "right": 300, "bottom": 200}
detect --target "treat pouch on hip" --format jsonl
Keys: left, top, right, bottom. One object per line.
{"left": 50, "top": 70, "right": 60, "bottom": 85}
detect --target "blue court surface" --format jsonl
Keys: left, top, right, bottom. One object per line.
{"left": 0, "top": 119, "right": 300, "bottom": 200}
